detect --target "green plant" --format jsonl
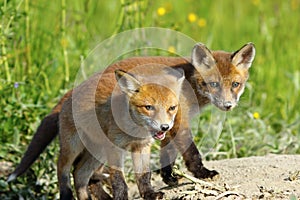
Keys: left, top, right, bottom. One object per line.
{"left": 1, "top": 0, "right": 299, "bottom": 199}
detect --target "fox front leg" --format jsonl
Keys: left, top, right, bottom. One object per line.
{"left": 179, "top": 129, "right": 219, "bottom": 179}
{"left": 107, "top": 149, "right": 128, "bottom": 200}
{"left": 132, "top": 145, "right": 164, "bottom": 200}
{"left": 160, "top": 128, "right": 219, "bottom": 186}
{"left": 160, "top": 137, "right": 179, "bottom": 186}
{"left": 73, "top": 150, "right": 105, "bottom": 200}
{"left": 109, "top": 168, "right": 128, "bottom": 200}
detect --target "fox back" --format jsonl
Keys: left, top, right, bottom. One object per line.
{"left": 8, "top": 43, "right": 255, "bottom": 192}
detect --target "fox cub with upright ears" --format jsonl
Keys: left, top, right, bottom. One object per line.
{"left": 160, "top": 42, "right": 255, "bottom": 185}
{"left": 58, "top": 66, "right": 184, "bottom": 200}
{"left": 8, "top": 43, "right": 255, "bottom": 196}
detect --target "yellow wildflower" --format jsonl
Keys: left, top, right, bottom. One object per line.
{"left": 291, "top": 0, "right": 299, "bottom": 10}
{"left": 188, "top": 13, "right": 197, "bottom": 23}
{"left": 157, "top": 7, "right": 166, "bottom": 16}
{"left": 253, "top": 112, "right": 260, "bottom": 119}
{"left": 60, "top": 38, "right": 68, "bottom": 48}
{"left": 252, "top": 0, "right": 260, "bottom": 6}
{"left": 197, "top": 18, "right": 207, "bottom": 28}
{"left": 168, "top": 46, "right": 176, "bottom": 54}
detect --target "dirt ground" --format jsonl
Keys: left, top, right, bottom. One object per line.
{"left": 128, "top": 154, "right": 300, "bottom": 199}
{"left": 1, "top": 154, "right": 299, "bottom": 199}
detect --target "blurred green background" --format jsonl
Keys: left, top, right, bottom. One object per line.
{"left": 1, "top": 0, "right": 299, "bottom": 198}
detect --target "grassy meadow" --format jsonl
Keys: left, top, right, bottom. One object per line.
{"left": 1, "top": 0, "right": 299, "bottom": 199}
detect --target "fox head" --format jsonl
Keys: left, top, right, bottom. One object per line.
{"left": 191, "top": 43, "right": 256, "bottom": 111}
{"left": 115, "top": 69, "right": 184, "bottom": 140}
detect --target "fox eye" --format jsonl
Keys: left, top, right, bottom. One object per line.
{"left": 232, "top": 82, "right": 240, "bottom": 88}
{"left": 145, "top": 105, "right": 155, "bottom": 111}
{"left": 168, "top": 105, "right": 177, "bottom": 111}
{"left": 209, "top": 82, "right": 220, "bottom": 88}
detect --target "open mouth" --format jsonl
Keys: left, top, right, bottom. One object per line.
{"left": 153, "top": 131, "right": 166, "bottom": 140}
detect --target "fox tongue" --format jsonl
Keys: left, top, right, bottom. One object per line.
{"left": 154, "top": 131, "right": 166, "bottom": 140}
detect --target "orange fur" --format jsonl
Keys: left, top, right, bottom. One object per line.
{"left": 58, "top": 67, "right": 184, "bottom": 199}
{"left": 8, "top": 43, "right": 255, "bottom": 198}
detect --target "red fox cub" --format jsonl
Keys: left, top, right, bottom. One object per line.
{"left": 8, "top": 43, "right": 255, "bottom": 191}
{"left": 59, "top": 67, "right": 185, "bottom": 199}
{"left": 160, "top": 42, "right": 255, "bottom": 185}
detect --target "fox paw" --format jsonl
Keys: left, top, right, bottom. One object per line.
{"left": 161, "top": 165, "right": 181, "bottom": 186}
{"left": 195, "top": 167, "right": 219, "bottom": 180}
{"left": 162, "top": 174, "right": 179, "bottom": 186}
{"left": 143, "top": 191, "right": 164, "bottom": 200}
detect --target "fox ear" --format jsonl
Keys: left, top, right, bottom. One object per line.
{"left": 191, "top": 43, "right": 216, "bottom": 72}
{"left": 231, "top": 43, "right": 256, "bottom": 70}
{"left": 176, "top": 68, "right": 185, "bottom": 85}
{"left": 171, "top": 68, "right": 185, "bottom": 85}
{"left": 115, "top": 69, "right": 141, "bottom": 96}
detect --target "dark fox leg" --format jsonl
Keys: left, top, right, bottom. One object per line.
{"left": 178, "top": 130, "right": 219, "bottom": 179}
{"left": 160, "top": 137, "right": 179, "bottom": 186}
{"left": 58, "top": 129, "right": 85, "bottom": 200}
{"left": 107, "top": 148, "right": 128, "bottom": 200}
{"left": 73, "top": 150, "right": 107, "bottom": 200}
{"left": 109, "top": 168, "right": 128, "bottom": 200}
{"left": 132, "top": 146, "right": 164, "bottom": 200}
{"left": 160, "top": 128, "right": 218, "bottom": 186}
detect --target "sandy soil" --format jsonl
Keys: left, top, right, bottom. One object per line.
{"left": 1, "top": 154, "right": 299, "bottom": 199}
{"left": 128, "top": 154, "right": 300, "bottom": 199}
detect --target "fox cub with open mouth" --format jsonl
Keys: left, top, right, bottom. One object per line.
{"left": 58, "top": 66, "right": 184, "bottom": 199}
{"left": 8, "top": 42, "right": 255, "bottom": 198}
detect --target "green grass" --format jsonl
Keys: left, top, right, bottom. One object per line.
{"left": 1, "top": 0, "right": 299, "bottom": 199}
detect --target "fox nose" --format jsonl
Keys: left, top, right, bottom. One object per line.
{"left": 224, "top": 101, "right": 233, "bottom": 110}
{"left": 160, "top": 124, "right": 169, "bottom": 131}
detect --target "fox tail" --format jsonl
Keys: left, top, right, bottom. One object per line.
{"left": 7, "top": 112, "right": 59, "bottom": 182}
